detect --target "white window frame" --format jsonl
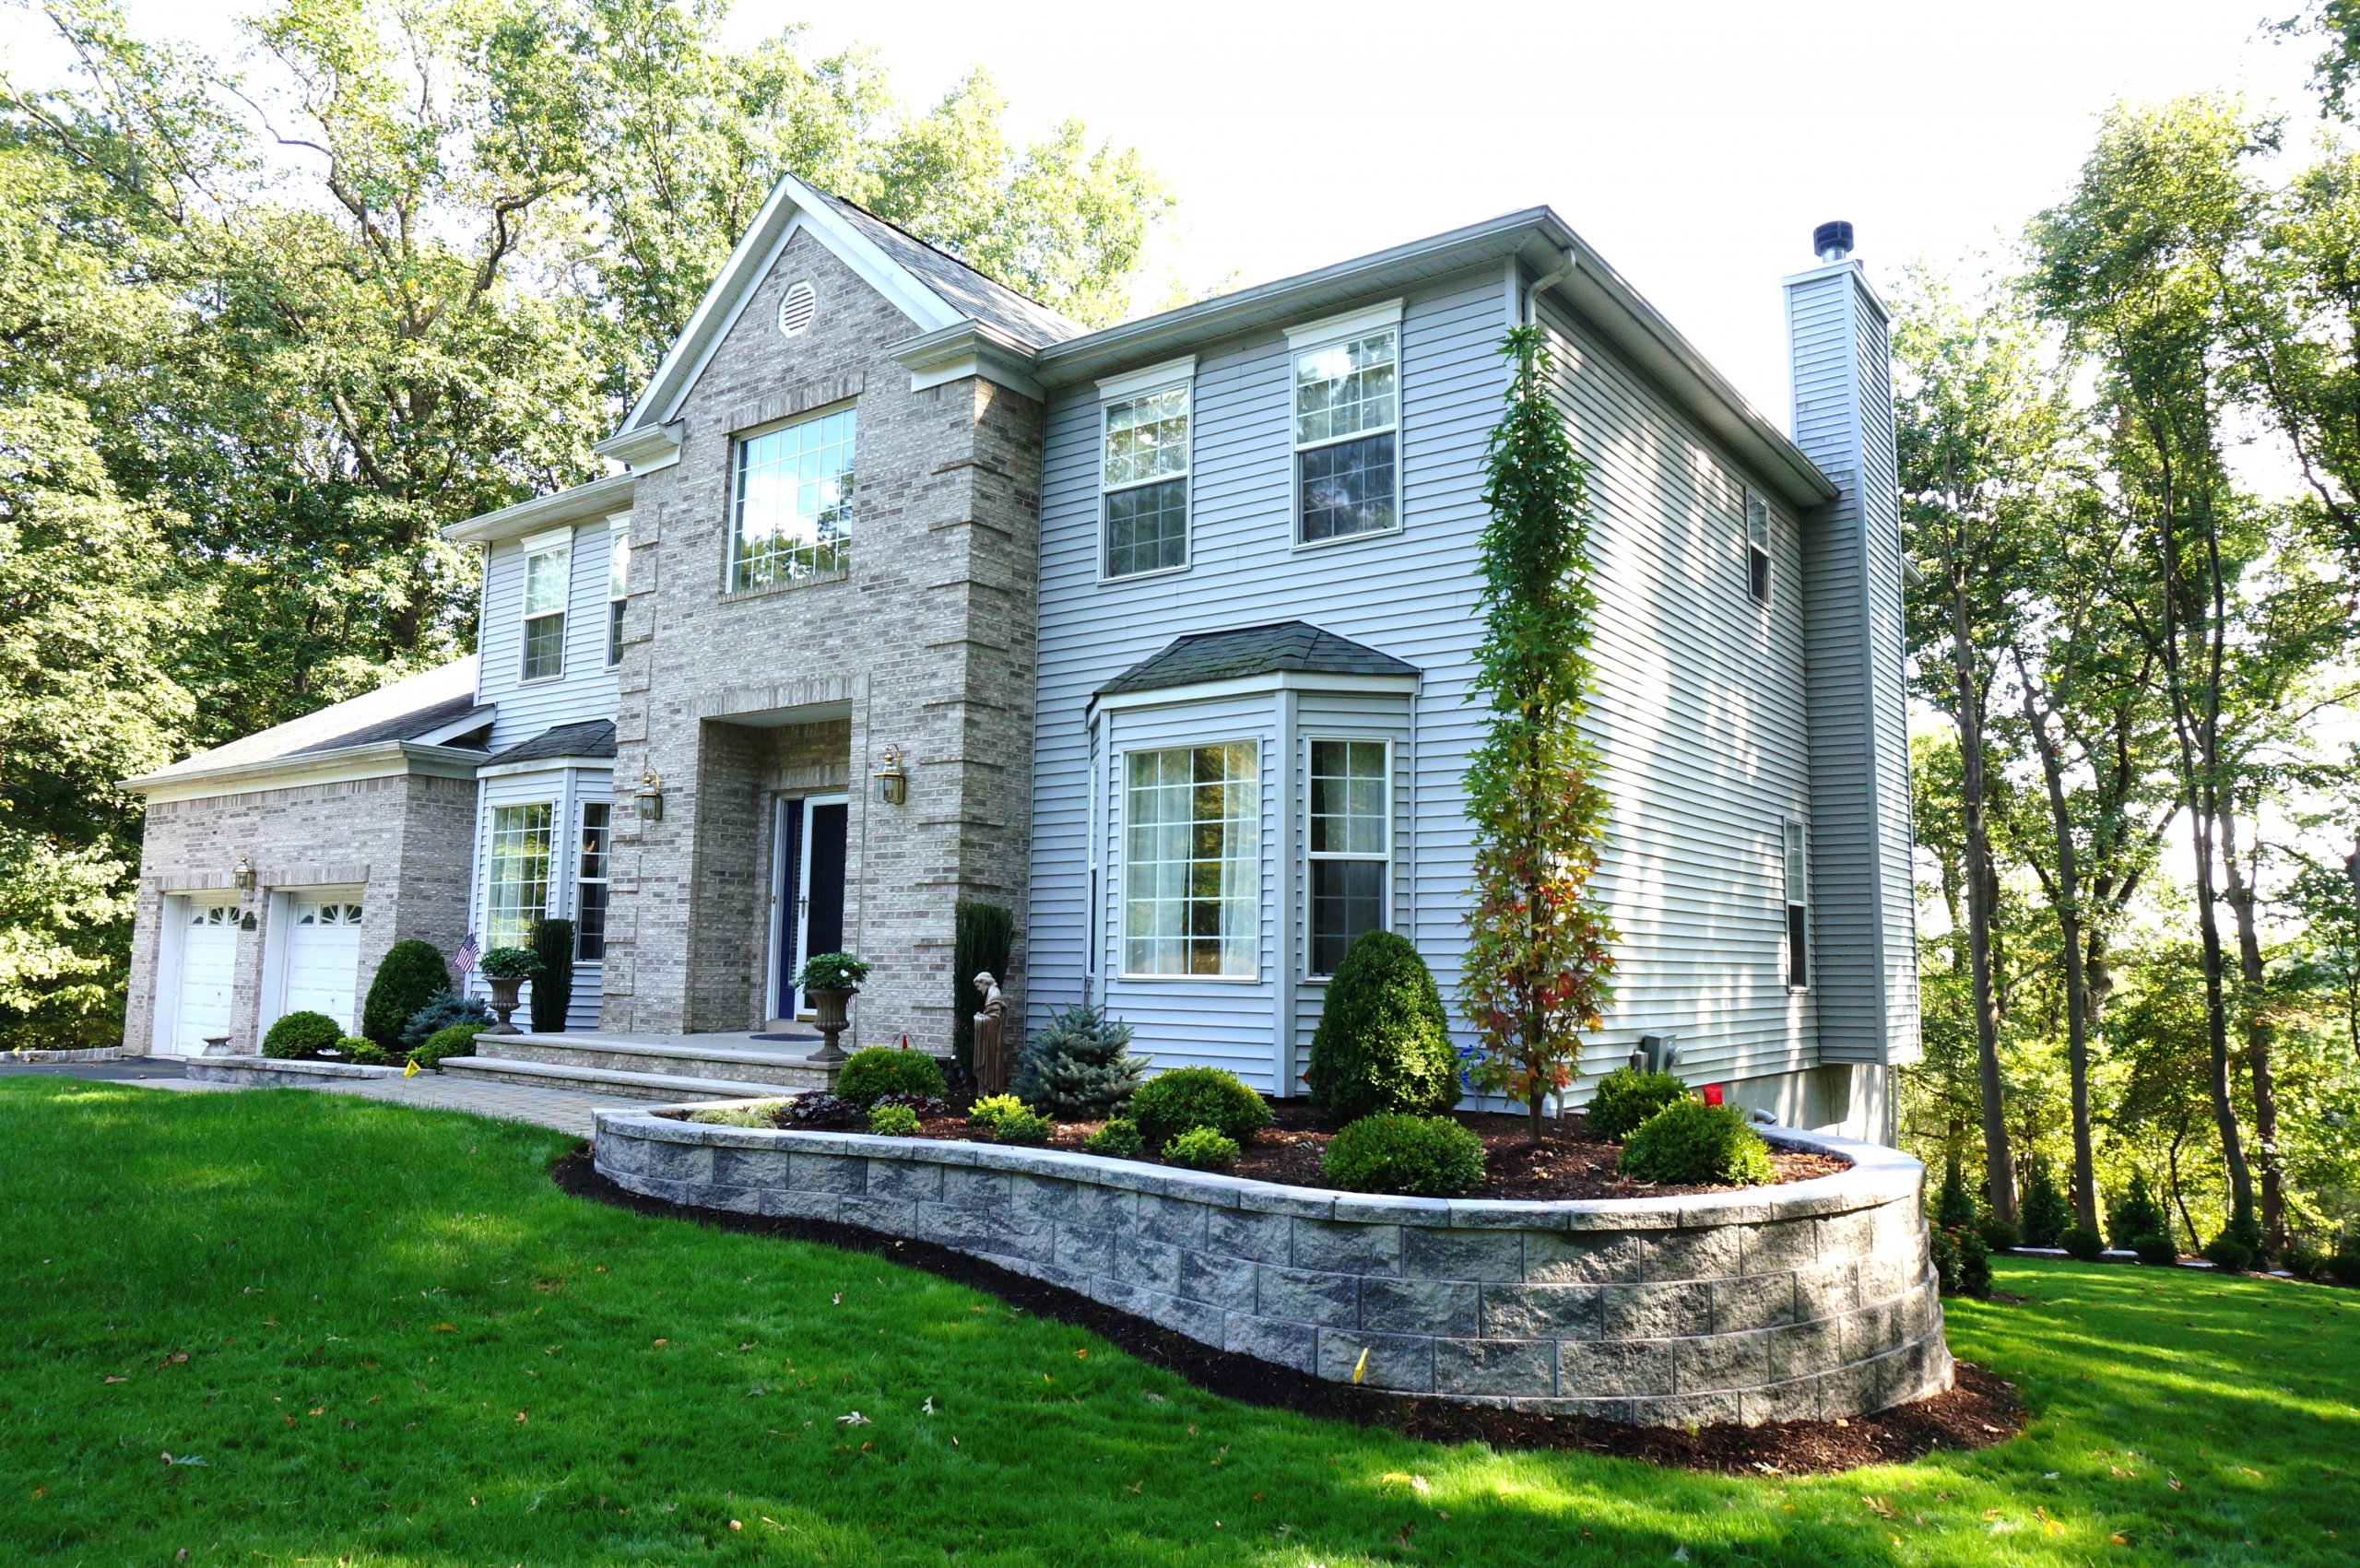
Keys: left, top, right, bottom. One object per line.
{"left": 1096, "top": 357, "right": 1195, "bottom": 583}
{"left": 574, "top": 799, "right": 610, "bottom": 962}
{"left": 1304, "top": 736, "right": 1391, "bottom": 979}
{"left": 1782, "top": 816, "right": 1809, "bottom": 991}
{"left": 1287, "top": 300, "right": 1405, "bottom": 550}
{"left": 485, "top": 801, "right": 555, "bottom": 950}
{"left": 605, "top": 518, "right": 630, "bottom": 667}
{"left": 726, "top": 401, "right": 856, "bottom": 592}
{"left": 1117, "top": 737, "right": 1262, "bottom": 982}
{"left": 1745, "top": 488, "right": 1773, "bottom": 607}
{"left": 519, "top": 527, "right": 572, "bottom": 684}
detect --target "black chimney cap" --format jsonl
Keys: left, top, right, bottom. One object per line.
{"left": 1813, "top": 219, "right": 1855, "bottom": 258}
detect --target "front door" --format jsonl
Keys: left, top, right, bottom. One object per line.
{"left": 773, "top": 795, "right": 848, "bottom": 1019}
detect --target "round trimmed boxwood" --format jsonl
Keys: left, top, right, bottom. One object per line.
{"left": 2131, "top": 1232, "right": 2178, "bottom": 1267}
{"left": 1585, "top": 1067, "right": 1689, "bottom": 1140}
{"left": 408, "top": 1022, "right": 487, "bottom": 1070}
{"left": 1162, "top": 1126, "right": 1240, "bottom": 1172}
{"left": 361, "top": 940, "right": 450, "bottom": 1051}
{"left": 1304, "top": 930, "right": 1459, "bottom": 1121}
{"left": 1084, "top": 1118, "right": 1145, "bottom": 1159}
{"left": 2062, "top": 1224, "right": 2106, "bottom": 1261}
{"left": 1615, "top": 1099, "right": 1775, "bottom": 1185}
{"left": 836, "top": 1046, "right": 948, "bottom": 1106}
{"left": 1129, "top": 1067, "right": 1271, "bottom": 1150}
{"left": 1322, "top": 1113, "right": 1487, "bottom": 1197}
{"left": 261, "top": 1010, "right": 341, "bottom": 1060}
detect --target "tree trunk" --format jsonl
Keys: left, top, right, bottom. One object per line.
{"left": 2218, "top": 802, "right": 2283, "bottom": 1248}
{"left": 1947, "top": 572, "right": 2016, "bottom": 1220}
{"left": 2022, "top": 680, "right": 2099, "bottom": 1232}
{"left": 2167, "top": 1126, "right": 2195, "bottom": 1253}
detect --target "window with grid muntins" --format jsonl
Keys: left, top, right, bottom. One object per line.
{"left": 606, "top": 529, "right": 629, "bottom": 666}
{"left": 731, "top": 407, "right": 854, "bottom": 591}
{"left": 487, "top": 803, "right": 553, "bottom": 949}
{"left": 1308, "top": 738, "right": 1387, "bottom": 974}
{"left": 1783, "top": 818, "right": 1809, "bottom": 989}
{"left": 1103, "top": 384, "right": 1189, "bottom": 577}
{"left": 521, "top": 541, "right": 569, "bottom": 680}
{"left": 1124, "top": 742, "right": 1259, "bottom": 977}
{"left": 575, "top": 801, "right": 610, "bottom": 961}
{"left": 1294, "top": 329, "right": 1398, "bottom": 542}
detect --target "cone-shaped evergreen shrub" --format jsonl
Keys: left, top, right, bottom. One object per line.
{"left": 1013, "top": 1004, "right": 1147, "bottom": 1119}
{"left": 1304, "top": 930, "right": 1459, "bottom": 1121}
{"left": 361, "top": 940, "right": 450, "bottom": 1050}
{"left": 528, "top": 918, "right": 574, "bottom": 1032}
{"left": 1934, "top": 1165, "right": 1979, "bottom": 1229}
{"left": 2019, "top": 1163, "right": 2070, "bottom": 1247}
{"left": 2106, "top": 1170, "right": 2169, "bottom": 1250}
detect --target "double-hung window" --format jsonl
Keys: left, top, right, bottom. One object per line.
{"left": 520, "top": 532, "right": 571, "bottom": 681}
{"left": 731, "top": 406, "right": 855, "bottom": 591}
{"left": 486, "top": 802, "right": 554, "bottom": 949}
{"left": 1291, "top": 303, "right": 1401, "bottom": 544}
{"left": 606, "top": 525, "right": 630, "bottom": 666}
{"left": 1782, "top": 818, "right": 1810, "bottom": 989}
{"left": 1746, "top": 489, "right": 1772, "bottom": 605}
{"left": 1100, "top": 360, "right": 1192, "bottom": 578}
{"left": 1124, "top": 742, "right": 1259, "bottom": 977}
{"left": 1308, "top": 738, "right": 1388, "bottom": 975}
{"left": 575, "top": 801, "right": 610, "bottom": 961}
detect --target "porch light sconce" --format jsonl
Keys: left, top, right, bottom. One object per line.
{"left": 231, "top": 855, "right": 256, "bottom": 891}
{"left": 633, "top": 768, "right": 665, "bottom": 821}
{"left": 872, "top": 744, "right": 907, "bottom": 806}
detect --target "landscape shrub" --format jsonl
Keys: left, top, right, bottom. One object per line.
{"left": 1321, "top": 1113, "right": 1486, "bottom": 1197}
{"left": 408, "top": 1022, "right": 487, "bottom": 1070}
{"left": 1129, "top": 1067, "right": 1271, "bottom": 1149}
{"left": 1012, "top": 1004, "right": 1145, "bottom": 1118}
{"left": 528, "top": 918, "right": 574, "bottom": 1032}
{"left": 1585, "top": 1067, "right": 1689, "bottom": 1140}
{"left": 2280, "top": 1241, "right": 2326, "bottom": 1280}
{"left": 1162, "top": 1126, "right": 1239, "bottom": 1172}
{"left": 838, "top": 1047, "right": 947, "bottom": 1106}
{"left": 966, "top": 1093, "right": 1029, "bottom": 1133}
{"left": 361, "top": 940, "right": 451, "bottom": 1050}
{"left": 1616, "top": 1099, "right": 1775, "bottom": 1186}
{"left": 868, "top": 1103, "right": 921, "bottom": 1137}
{"left": 261, "top": 1010, "right": 341, "bottom": 1059}
{"left": 2106, "top": 1171, "right": 2170, "bottom": 1250}
{"left": 2131, "top": 1232, "right": 2178, "bottom": 1267}
{"left": 868, "top": 1091, "right": 948, "bottom": 1120}
{"left": 950, "top": 900, "right": 1013, "bottom": 1075}
{"left": 1303, "top": 930, "right": 1459, "bottom": 1121}
{"left": 400, "top": 991, "right": 492, "bottom": 1050}
{"left": 1929, "top": 1223, "right": 1962, "bottom": 1292}
{"left": 1956, "top": 1228, "right": 1993, "bottom": 1296}
{"left": 2018, "top": 1163, "right": 2070, "bottom": 1247}
{"left": 985, "top": 1105, "right": 1052, "bottom": 1146}
{"left": 336, "top": 1037, "right": 388, "bottom": 1064}
{"left": 688, "top": 1101, "right": 788, "bottom": 1127}
{"left": 1934, "top": 1166, "right": 1979, "bottom": 1229}
{"left": 1977, "top": 1214, "right": 2023, "bottom": 1252}
{"left": 2201, "top": 1233, "right": 2255, "bottom": 1273}
{"left": 2327, "top": 1244, "right": 2360, "bottom": 1288}
{"left": 2062, "top": 1225, "right": 2106, "bottom": 1261}
{"left": 1084, "top": 1118, "right": 1144, "bottom": 1159}
{"left": 781, "top": 1093, "right": 863, "bottom": 1130}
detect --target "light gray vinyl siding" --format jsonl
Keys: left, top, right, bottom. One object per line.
{"left": 474, "top": 521, "right": 622, "bottom": 753}
{"left": 465, "top": 765, "right": 611, "bottom": 1032}
{"left": 1290, "top": 693, "right": 1414, "bottom": 1055}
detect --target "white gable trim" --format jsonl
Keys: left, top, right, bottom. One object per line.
{"left": 613, "top": 171, "right": 967, "bottom": 438}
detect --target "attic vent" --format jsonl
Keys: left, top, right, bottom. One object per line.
{"left": 776, "top": 280, "right": 818, "bottom": 337}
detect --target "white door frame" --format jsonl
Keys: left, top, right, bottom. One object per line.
{"left": 767, "top": 793, "right": 847, "bottom": 1020}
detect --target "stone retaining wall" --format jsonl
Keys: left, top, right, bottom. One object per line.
{"left": 593, "top": 1110, "right": 1952, "bottom": 1427}
{"left": 183, "top": 1056, "right": 407, "bottom": 1089}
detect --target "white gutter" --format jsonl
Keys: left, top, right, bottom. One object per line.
{"left": 1526, "top": 248, "right": 1576, "bottom": 324}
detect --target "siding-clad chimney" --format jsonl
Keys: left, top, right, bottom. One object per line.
{"left": 1784, "top": 226, "right": 1918, "bottom": 1074}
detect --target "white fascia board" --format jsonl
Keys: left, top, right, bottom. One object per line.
{"left": 894, "top": 321, "right": 1045, "bottom": 399}
{"left": 593, "top": 423, "right": 681, "bottom": 472}
{"left": 1086, "top": 669, "right": 1418, "bottom": 718}
{"left": 478, "top": 755, "right": 618, "bottom": 782}
{"left": 1096, "top": 355, "right": 1197, "bottom": 402}
{"left": 1283, "top": 298, "right": 1403, "bottom": 350}
{"left": 441, "top": 472, "right": 636, "bottom": 546}
{"left": 122, "top": 741, "right": 488, "bottom": 803}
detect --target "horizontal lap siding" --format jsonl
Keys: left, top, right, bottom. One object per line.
{"left": 476, "top": 522, "right": 622, "bottom": 753}
{"left": 466, "top": 765, "right": 610, "bottom": 1031}
{"left": 1291, "top": 693, "right": 1414, "bottom": 1050}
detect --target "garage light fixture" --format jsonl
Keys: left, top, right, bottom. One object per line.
{"left": 231, "top": 855, "right": 256, "bottom": 890}
{"left": 871, "top": 744, "right": 907, "bottom": 806}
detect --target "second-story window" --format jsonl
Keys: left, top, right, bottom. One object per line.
{"left": 1293, "top": 315, "right": 1399, "bottom": 544}
{"left": 1783, "top": 817, "right": 1810, "bottom": 990}
{"left": 606, "top": 525, "right": 629, "bottom": 666}
{"left": 1746, "top": 489, "right": 1772, "bottom": 605}
{"left": 731, "top": 406, "right": 855, "bottom": 591}
{"left": 521, "top": 532, "right": 570, "bottom": 682}
{"left": 1102, "top": 379, "right": 1190, "bottom": 579}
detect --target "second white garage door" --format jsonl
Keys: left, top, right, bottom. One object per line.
{"left": 283, "top": 897, "right": 365, "bottom": 1032}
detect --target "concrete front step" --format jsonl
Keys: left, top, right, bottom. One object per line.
{"left": 468, "top": 1033, "right": 838, "bottom": 1091}
{"left": 439, "top": 1055, "right": 797, "bottom": 1103}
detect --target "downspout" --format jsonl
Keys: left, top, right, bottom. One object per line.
{"left": 1525, "top": 248, "right": 1576, "bottom": 326}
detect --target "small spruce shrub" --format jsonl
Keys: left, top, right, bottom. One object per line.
{"left": 1934, "top": 1166, "right": 1979, "bottom": 1229}
{"left": 1084, "top": 1118, "right": 1145, "bottom": 1159}
{"left": 2018, "top": 1164, "right": 2070, "bottom": 1247}
{"left": 2201, "top": 1233, "right": 2255, "bottom": 1273}
{"left": 1586, "top": 1067, "right": 1690, "bottom": 1140}
{"left": 1321, "top": 1114, "right": 1487, "bottom": 1197}
{"left": 1303, "top": 930, "right": 1459, "bottom": 1121}
{"left": 1977, "top": 1214, "right": 2022, "bottom": 1252}
{"left": 1012, "top": 1004, "right": 1146, "bottom": 1118}
{"left": 868, "top": 1102, "right": 921, "bottom": 1137}
{"left": 2131, "top": 1232, "right": 2178, "bottom": 1267}
{"left": 400, "top": 991, "right": 492, "bottom": 1050}
{"left": 361, "top": 939, "right": 450, "bottom": 1050}
{"left": 262, "top": 1010, "right": 341, "bottom": 1060}
{"left": 1162, "top": 1126, "right": 1240, "bottom": 1172}
{"left": 2106, "top": 1171, "right": 2170, "bottom": 1250}
{"left": 1129, "top": 1067, "right": 1271, "bottom": 1149}
{"left": 1956, "top": 1228, "right": 1993, "bottom": 1296}
{"left": 781, "top": 1093, "right": 864, "bottom": 1130}
{"left": 1616, "top": 1099, "right": 1775, "bottom": 1185}
{"left": 408, "top": 1022, "right": 487, "bottom": 1070}
{"left": 2062, "top": 1224, "right": 2105, "bottom": 1261}
{"left": 838, "top": 1047, "right": 948, "bottom": 1106}
{"left": 689, "top": 1101, "right": 789, "bottom": 1127}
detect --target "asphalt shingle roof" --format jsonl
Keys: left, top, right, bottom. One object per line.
{"left": 817, "top": 193, "right": 1088, "bottom": 351}
{"left": 484, "top": 719, "right": 618, "bottom": 769}
{"left": 133, "top": 658, "right": 487, "bottom": 784}
{"left": 1095, "top": 621, "right": 1420, "bottom": 700}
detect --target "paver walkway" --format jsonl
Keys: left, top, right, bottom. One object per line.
{"left": 0, "top": 1055, "right": 609, "bottom": 1136}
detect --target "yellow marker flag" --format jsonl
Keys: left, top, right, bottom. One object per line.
{"left": 403, "top": 1059, "right": 420, "bottom": 1079}
{"left": 1351, "top": 1347, "right": 1370, "bottom": 1385}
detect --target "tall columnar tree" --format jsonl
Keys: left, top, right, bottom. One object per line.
{"left": 1459, "top": 325, "right": 1617, "bottom": 1144}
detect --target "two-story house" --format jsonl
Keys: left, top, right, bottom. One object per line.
{"left": 120, "top": 177, "right": 1913, "bottom": 1140}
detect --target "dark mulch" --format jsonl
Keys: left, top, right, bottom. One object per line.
{"left": 552, "top": 1147, "right": 2021, "bottom": 1473}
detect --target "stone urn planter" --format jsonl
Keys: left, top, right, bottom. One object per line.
{"left": 807, "top": 986, "right": 856, "bottom": 1061}
{"left": 484, "top": 974, "right": 525, "bottom": 1035}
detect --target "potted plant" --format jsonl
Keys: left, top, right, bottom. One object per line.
{"left": 478, "top": 947, "right": 544, "bottom": 1034}
{"left": 796, "top": 951, "right": 870, "bottom": 1061}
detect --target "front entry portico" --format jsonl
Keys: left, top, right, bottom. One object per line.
{"left": 770, "top": 793, "right": 848, "bottom": 1023}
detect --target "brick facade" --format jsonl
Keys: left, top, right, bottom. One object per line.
{"left": 600, "top": 228, "right": 1042, "bottom": 1051}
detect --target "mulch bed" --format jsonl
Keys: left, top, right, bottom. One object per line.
{"left": 552, "top": 1147, "right": 2021, "bottom": 1472}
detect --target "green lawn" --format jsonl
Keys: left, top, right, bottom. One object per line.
{"left": 1, "top": 1079, "right": 2353, "bottom": 1566}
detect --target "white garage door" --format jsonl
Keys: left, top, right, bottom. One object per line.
{"left": 284, "top": 898, "right": 365, "bottom": 1032}
{"left": 171, "top": 902, "right": 240, "bottom": 1052}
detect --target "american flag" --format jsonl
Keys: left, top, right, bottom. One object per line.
{"left": 453, "top": 931, "right": 481, "bottom": 981}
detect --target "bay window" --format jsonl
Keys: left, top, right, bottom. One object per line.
{"left": 731, "top": 406, "right": 855, "bottom": 591}
{"left": 575, "top": 801, "right": 610, "bottom": 961}
{"left": 1124, "top": 741, "right": 1259, "bottom": 977}
{"left": 1307, "top": 738, "right": 1388, "bottom": 974}
{"left": 486, "top": 802, "right": 553, "bottom": 949}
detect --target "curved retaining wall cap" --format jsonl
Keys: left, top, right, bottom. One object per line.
{"left": 593, "top": 1111, "right": 1952, "bottom": 1427}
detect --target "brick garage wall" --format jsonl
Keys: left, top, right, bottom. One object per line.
{"left": 600, "top": 227, "right": 1042, "bottom": 1050}
{"left": 123, "top": 771, "right": 477, "bottom": 1052}
{"left": 595, "top": 1114, "right": 1952, "bottom": 1426}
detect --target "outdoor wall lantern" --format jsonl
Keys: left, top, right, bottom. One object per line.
{"left": 872, "top": 744, "right": 907, "bottom": 806}
{"left": 634, "top": 768, "right": 665, "bottom": 821}
{"left": 231, "top": 854, "right": 256, "bottom": 890}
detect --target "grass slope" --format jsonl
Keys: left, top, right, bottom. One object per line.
{"left": 0, "top": 1078, "right": 2353, "bottom": 1566}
